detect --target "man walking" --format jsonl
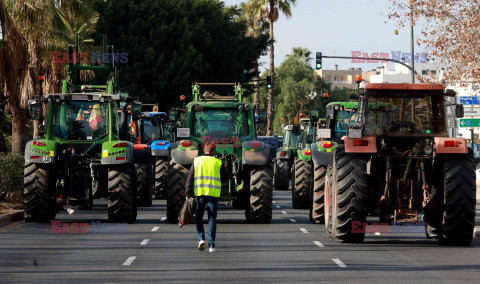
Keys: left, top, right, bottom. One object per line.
{"left": 186, "top": 141, "right": 222, "bottom": 252}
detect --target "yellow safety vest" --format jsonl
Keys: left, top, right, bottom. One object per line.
{"left": 193, "top": 155, "right": 222, "bottom": 197}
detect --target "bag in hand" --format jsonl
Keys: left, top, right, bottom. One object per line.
{"left": 178, "top": 198, "right": 196, "bottom": 227}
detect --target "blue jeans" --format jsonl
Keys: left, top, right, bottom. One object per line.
{"left": 195, "top": 196, "right": 218, "bottom": 248}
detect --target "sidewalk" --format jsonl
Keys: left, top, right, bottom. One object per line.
{"left": 0, "top": 209, "right": 24, "bottom": 230}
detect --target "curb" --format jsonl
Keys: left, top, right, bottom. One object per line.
{"left": 0, "top": 210, "right": 24, "bottom": 230}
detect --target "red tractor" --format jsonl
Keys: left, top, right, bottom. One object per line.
{"left": 325, "top": 83, "right": 476, "bottom": 245}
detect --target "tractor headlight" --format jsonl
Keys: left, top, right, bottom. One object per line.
{"left": 244, "top": 104, "right": 250, "bottom": 110}
{"left": 424, "top": 146, "right": 433, "bottom": 155}
{"left": 238, "top": 105, "right": 245, "bottom": 112}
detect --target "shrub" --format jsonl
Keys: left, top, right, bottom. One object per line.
{"left": 0, "top": 153, "right": 24, "bottom": 194}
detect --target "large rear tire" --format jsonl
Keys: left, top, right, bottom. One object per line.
{"left": 292, "top": 157, "right": 312, "bottom": 209}
{"left": 108, "top": 165, "right": 137, "bottom": 223}
{"left": 332, "top": 145, "right": 368, "bottom": 243}
{"left": 274, "top": 159, "right": 290, "bottom": 191}
{"left": 23, "top": 162, "right": 56, "bottom": 222}
{"left": 167, "top": 162, "right": 188, "bottom": 224}
{"left": 154, "top": 158, "right": 169, "bottom": 199}
{"left": 324, "top": 165, "right": 333, "bottom": 236}
{"left": 246, "top": 165, "right": 273, "bottom": 223}
{"left": 135, "top": 163, "right": 153, "bottom": 207}
{"left": 439, "top": 151, "right": 476, "bottom": 245}
{"left": 310, "top": 163, "right": 326, "bottom": 224}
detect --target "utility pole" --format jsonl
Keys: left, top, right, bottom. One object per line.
{"left": 410, "top": 1, "right": 415, "bottom": 83}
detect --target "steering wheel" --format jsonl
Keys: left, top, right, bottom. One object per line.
{"left": 389, "top": 121, "right": 416, "bottom": 133}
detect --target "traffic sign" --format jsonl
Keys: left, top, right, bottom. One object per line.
{"left": 459, "top": 96, "right": 479, "bottom": 105}
{"left": 460, "top": 118, "right": 480, "bottom": 127}
{"left": 464, "top": 107, "right": 480, "bottom": 117}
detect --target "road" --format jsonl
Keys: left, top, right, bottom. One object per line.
{"left": 1, "top": 189, "right": 480, "bottom": 282}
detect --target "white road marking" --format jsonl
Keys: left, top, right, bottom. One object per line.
{"left": 160, "top": 217, "right": 167, "bottom": 222}
{"left": 273, "top": 201, "right": 276, "bottom": 204}
{"left": 281, "top": 211, "right": 287, "bottom": 215}
{"left": 332, "top": 259, "right": 347, "bottom": 267}
{"left": 313, "top": 241, "right": 324, "bottom": 247}
{"left": 140, "top": 239, "right": 149, "bottom": 246}
{"left": 276, "top": 205, "right": 281, "bottom": 209}
{"left": 151, "top": 227, "right": 159, "bottom": 232}
{"left": 300, "top": 228, "right": 308, "bottom": 233}
{"left": 123, "top": 256, "right": 136, "bottom": 266}
{"left": 290, "top": 219, "right": 297, "bottom": 223}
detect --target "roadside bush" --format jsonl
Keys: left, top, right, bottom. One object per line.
{"left": 0, "top": 154, "right": 24, "bottom": 195}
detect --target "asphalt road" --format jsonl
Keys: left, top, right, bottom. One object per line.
{"left": 1, "top": 189, "right": 480, "bottom": 283}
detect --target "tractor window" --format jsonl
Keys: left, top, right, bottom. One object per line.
{"left": 365, "top": 92, "right": 446, "bottom": 136}
{"left": 51, "top": 101, "right": 109, "bottom": 140}
{"left": 141, "top": 119, "right": 162, "bottom": 144}
{"left": 193, "top": 108, "right": 249, "bottom": 143}
{"left": 284, "top": 130, "right": 301, "bottom": 148}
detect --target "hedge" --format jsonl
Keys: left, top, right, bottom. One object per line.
{"left": 0, "top": 154, "right": 24, "bottom": 194}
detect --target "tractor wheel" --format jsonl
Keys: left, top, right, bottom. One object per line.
{"left": 324, "top": 165, "right": 334, "bottom": 236}
{"left": 107, "top": 165, "right": 137, "bottom": 223}
{"left": 310, "top": 163, "right": 326, "bottom": 224}
{"left": 246, "top": 165, "right": 273, "bottom": 223}
{"left": 167, "top": 162, "right": 188, "bottom": 224}
{"left": 292, "top": 157, "right": 312, "bottom": 209}
{"left": 154, "top": 158, "right": 169, "bottom": 199}
{"left": 135, "top": 163, "right": 153, "bottom": 207}
{"left": 274, "top": 159, "right": 290, "bottom": 191}
{"left": 331, "top": 145, "right": 368, "bottom": 243}
{"left": 23, "top": 162, "right": 56, "bottom": 222}
{"left": 438, "top": 150, "right": 476, "bottom": 245}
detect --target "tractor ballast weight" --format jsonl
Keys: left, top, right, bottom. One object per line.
{"left": 166, "top": 83, "right": 273, "bottom": 224}
{"left": 326, "top": 83, "right": 475, "bottom": 245}
{"left": 24, "top": 38, "right": 138, "bottom": 223}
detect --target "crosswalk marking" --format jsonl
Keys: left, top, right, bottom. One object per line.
{"left": 332, "top": 259, "right": 347, "bottom": 267}
{"left": 151, "top": 227, "right": 159, "bottom": 232}
{"left": 123, "top": 256, "right": 136, "bottom": 266}
{"left": 290, "top": 219, "right": 297, "bottom": 223}
{"left": 313, "top": 241, "right": 324, "bottom": 247}
{"left": 140, "top": 239, "right": 149, "bottom": 246}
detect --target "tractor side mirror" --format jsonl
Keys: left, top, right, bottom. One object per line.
{"left": 310, "top": 109, "right": 319, "bottom": 124}
{"left": 456, "top": 104, "right": 464, "bottom": 118}
{"left": 28, "top": 100, "right": 39, "bottom": 120}
{"left": 257, "top": 109, "right": 267, "bottom": 131}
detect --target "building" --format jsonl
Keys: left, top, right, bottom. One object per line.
{"left": 368, "top": 61, "right": 442, "bottom": 83}
{"left": 315, "top": 65, "right": 362, "bottom": 89}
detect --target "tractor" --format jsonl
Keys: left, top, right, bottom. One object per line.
{"left": 166, "top": 83, "right": 273, "bottom": 223}
{"left": 138, "top": 112, "right": 174, "bottom": 199}
{"left": 291, "top": 116, "right": 317, "bottom": 209}
{"left": 309, "top": 102, "right": 358, "bottom": 223}
{"left": 24, "top": 40, "right": 139, "bottom": 222}
{"left": 325, "top": 83, "right": 475, "bottom": 245}
{"left": 273, "top": 124, "right": 302, "bottom": 191}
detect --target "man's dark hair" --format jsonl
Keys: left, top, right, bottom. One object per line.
{"left": 204, "top": 141, "right": 216, "bottom": 154}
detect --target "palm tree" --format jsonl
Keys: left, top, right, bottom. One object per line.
{"left": 291, "top": 47, "right": 312, "bottom": 64}
{"left": 240, "top": 2, "right": 268, "bottom": 110}
{"left": 246, "top": 0, "right": 295, "bottom": 135}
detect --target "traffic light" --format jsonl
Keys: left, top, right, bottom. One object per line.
{"left": 316, "top": 52, "right": 322, "bottom": 70}
{"left": 266, "top": 76, "right": 272, "bottom": 89}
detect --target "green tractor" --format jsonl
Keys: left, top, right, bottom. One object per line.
{"left": 273, "top": 124, "right": 302, "bottom": 191}
{"left": 24, "top": 41, "right": 139, "bottom": 222}
{"left": 166, "top": 83, "right": 273, "bottom": 223}
{"left": 309, "top": 102, "right": 358, "bottom": 224}
{"left": 291, "top": 116, "right": 317, "bottom": 209}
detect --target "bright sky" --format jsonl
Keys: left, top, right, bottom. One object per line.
{"left": 222, "top": 0, "right": 424, "bottom": 72}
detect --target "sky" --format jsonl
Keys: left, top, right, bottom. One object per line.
{"left": 222, "top": 0, "right": 424, "bottom": 72}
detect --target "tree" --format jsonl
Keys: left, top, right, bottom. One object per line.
{"left": 246, "top": 0, "right": 296, "bottom": 135}
{"left": 92, "top": 0, "right": 268, "bottom": 108}
{"left": 388, "top": 0, "right": 480, "bottom": 83}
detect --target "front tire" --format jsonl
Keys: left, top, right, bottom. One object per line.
{"left": 310, "top": 163, "right": 326, "bottom": 224}
{"left": 23, "top": 162, "right": 56, "bottom": 222}
{"left": 246, "top": 165, "right": 273, "bottom": 223}
{"left": 136, "top": 163, "right": 153, "bottom": 207}
{"left": 108, "top": 165, "right": 137, "bottom": 223}
{"left": 167, "top": 162, "right": 188, "bottom": 223}
{"left": 292, "top": 157, "right": 312, "bottom": 209}
{"left": 438, "top": 151, "right": 476, "bottom": 245}
{"left": 332, "top": 145, "right": 368, "bottom": 243}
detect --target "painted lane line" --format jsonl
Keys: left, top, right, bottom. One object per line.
{"left": 151, "top": 227, "right": 159, "bottom": 232}
{"left": 276, "top": 205, "right": 281, "bottom": 209}
{"left": 332, "top": 259, "right": 347, "bottom": 268}
{"left": 273, "top": 201, "right": 276, "bottom": 204}
{"left": 140, "top": 239, "right": 150, "bottom": 246}
{"left": 313, "top": 241, "right": 324, "bottom": 247}
{"left": 290, "top": 219, "right": 297, "bottom": 223}
{"left": 281, "top": 211, "right": 288, "bottom": 215}
{"left": 300, "top": 228, "right": 308, "bottom": 233}
{"left": 123, "top": 256, "right": 136, "bottom": 266}
{"left": 160, "top": 217, "right": 167, "bottom": 222}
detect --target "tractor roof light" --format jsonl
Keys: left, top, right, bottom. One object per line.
{"left": 323, "top": 93, "right": 329, "bottom": 98}
{"left": 180, "top": 140, "right": 192, "bottom": 147}
{"left": 238, "top": 105, "right": 245, "bottom": 111}
{"left": 244, "top": 104, "right": 250, "bottom": 110}
{"left": 355, "top": 75, "right": 363, "bottom": 83}
{"left": 180, "top": 95, "right": 186, "bottom": 101}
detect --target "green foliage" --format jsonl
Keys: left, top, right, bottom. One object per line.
{"left": 0, "top": 153, "right": 24, "bottom": 194}
{"left": 1, "top": 113, "right": 33, "bottom": 152}
{"left": 92, "top": 0, "right": 268, "bottom": 109}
